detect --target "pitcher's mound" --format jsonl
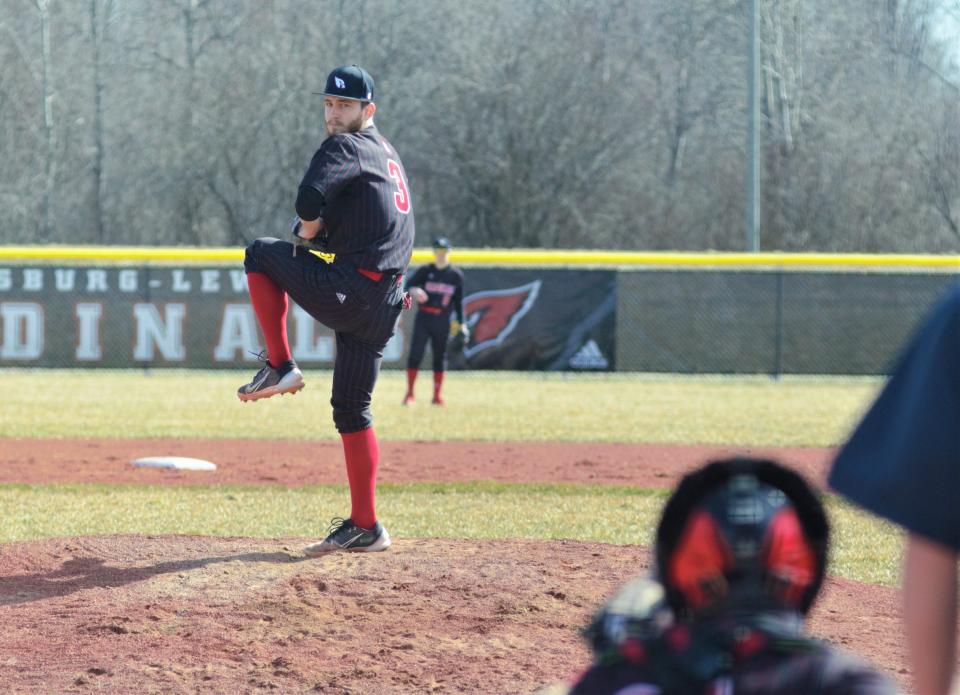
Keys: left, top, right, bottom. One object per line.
{"left": 0, "top": 535, "right": 905, "bottom": 693}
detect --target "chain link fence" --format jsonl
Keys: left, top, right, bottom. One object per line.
{"left": 616, "top": 269, "right": 957, "bottom": 375}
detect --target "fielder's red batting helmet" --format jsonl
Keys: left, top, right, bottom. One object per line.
{"left": 655, "top": 457, "right": 829, "bottom": 618}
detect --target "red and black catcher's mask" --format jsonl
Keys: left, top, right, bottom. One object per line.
{"left": 655, "top": 458, "right": 829, "bottom": 618}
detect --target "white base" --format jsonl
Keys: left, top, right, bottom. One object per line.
{"left": 131, "top": 456, "right": 217, "bottom": 471}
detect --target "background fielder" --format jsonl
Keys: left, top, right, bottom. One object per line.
{"left": 237, "top": 64, "right": 414, "bottom": 556}
{"left": 403, "top": 237, "right": 467, "bottom": 406}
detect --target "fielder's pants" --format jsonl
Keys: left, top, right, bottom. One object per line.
{"left": 406, "top": 311, "right": 451, "bottom": 373}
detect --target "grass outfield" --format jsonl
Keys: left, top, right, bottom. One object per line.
{"left": 0, "top": 482, "right": 902, "bottom": 586}
{"left": 1, "top": 369, "right": 882, "bottom": 445}
{"left": 2, "top": 369, "right": 900, "bottom": 587}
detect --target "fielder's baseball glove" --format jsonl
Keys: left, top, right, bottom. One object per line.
{"left": 449, "top": 320, "right": 470, "bottom": 340}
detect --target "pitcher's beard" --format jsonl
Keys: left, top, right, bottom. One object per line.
{"left": 326, "top": 113, "right": 364, "bottom": 135}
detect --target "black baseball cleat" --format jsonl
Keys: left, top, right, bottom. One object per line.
{"left": 303, "top": 517, "right": 392, "bottom": 556}
{"left": 237, "top": 354, "right": 304, "bottom": 402}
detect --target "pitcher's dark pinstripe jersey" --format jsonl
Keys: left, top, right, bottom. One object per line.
{"left": 299, "top": 125, "right": 414, "bottom": 273}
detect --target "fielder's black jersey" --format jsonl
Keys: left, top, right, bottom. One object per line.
{"left": 299, "top": 125, "right": 415, "bottom": 273}
{"left": 405, "top": 264, "right": 465, "bottom": 322}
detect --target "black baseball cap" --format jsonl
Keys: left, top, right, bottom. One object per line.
{"left": 432, "top": 237, "right": 452, "bottom": 250}
{"left": 318, "top": 65, "right": 375, "bottom": 102}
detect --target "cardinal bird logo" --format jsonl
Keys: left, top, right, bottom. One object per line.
{"left": 462, "top": 280, "right": 541, "bottom": 358}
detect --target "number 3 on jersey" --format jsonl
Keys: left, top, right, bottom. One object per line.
{"left": 387, "top": 159, "right": 411, "bottom": 215}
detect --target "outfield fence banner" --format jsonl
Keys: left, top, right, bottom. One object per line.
{"left": 449, "top": 268, "right": 617, "bottom": 371}
{"left": 0, "top": 258, "right": 955, "bottom": 374}
{"left": 0, "top": 264, "right": 617, "bottom": 371}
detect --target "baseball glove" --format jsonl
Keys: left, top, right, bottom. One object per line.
{"left": 450, "top": 319, "right": 469, "bottom": 340}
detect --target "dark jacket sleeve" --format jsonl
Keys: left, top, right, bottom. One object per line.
{"left": 828, "top": 284, "right": 960, "bottom": 549}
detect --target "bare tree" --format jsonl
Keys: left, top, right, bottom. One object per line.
{"left": 0, "top": 0, "right": 957, "bottom": 252}
{"left": 921, "top": 97, "right": 960, "bottom": 240}
{"left": 88, "top": 0, "right": 113, "bottom": 243}
{"left": 33, "top": 0, "right": 56, "bottom": 242}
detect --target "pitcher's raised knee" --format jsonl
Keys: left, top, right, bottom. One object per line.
{"left": 244, "top": 237, "right": 289, "bottom": 274}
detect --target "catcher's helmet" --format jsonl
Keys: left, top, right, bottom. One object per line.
{"left": 432, "top": 236, "right": 452, "bottom": 250}
{"left": 655, "top": 457, "right": 828, "bottom": 617}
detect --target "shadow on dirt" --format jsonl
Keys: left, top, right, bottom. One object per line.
{"left": 0, "top": 552, "right": 307, "bottom": 606}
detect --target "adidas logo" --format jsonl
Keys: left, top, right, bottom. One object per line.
{"left": 569, "top": 339, "right": 609, "bottom": 369}
{"left": 336, "top": 292, "right": 347, "bottom": 304}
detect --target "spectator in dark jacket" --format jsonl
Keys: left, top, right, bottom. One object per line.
{"left": 830, "top": 284, "right": 960, "bottom": 695}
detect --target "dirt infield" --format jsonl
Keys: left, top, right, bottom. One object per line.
{"left": 0, "top": 437, "right": 837, "bottom": 489}
{"left": 0, "top": 439, "right": 909, "bottom": 693}
{"left": 0, "top": 535, "right": 904, "bottom": 694}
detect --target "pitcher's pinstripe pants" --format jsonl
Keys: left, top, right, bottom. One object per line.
{"left": 244, "top": 237, "right": 404, "bottom": 433}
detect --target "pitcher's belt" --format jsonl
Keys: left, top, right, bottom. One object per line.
{"left": 357, "top": 267, "right": 402, "bottom": 285}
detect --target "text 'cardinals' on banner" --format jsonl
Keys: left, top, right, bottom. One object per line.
{"left": 0, "top": 265, "right": 617, "bottom": 371}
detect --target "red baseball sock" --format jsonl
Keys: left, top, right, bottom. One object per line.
{"left": 433, "top": 371, "right": 444, "bottom": 399}
{"left": 406, "top": 367, "right": 418, "bottom": 395}
{"left": 341, "top": 427, "right": 379, "bottom": 530}
{"left": 247, "top": 272, "right": 291, "bottom": 366}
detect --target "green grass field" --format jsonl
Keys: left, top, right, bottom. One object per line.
{"left": 1, "top": 369, "right": 881, "bottom": 444}
{"left": 2, "top": 370, "right": 902, "bottom": 586}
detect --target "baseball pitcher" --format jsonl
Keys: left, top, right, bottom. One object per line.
{"left": 237, "top": 64, "right": 414, "bottom": 556}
